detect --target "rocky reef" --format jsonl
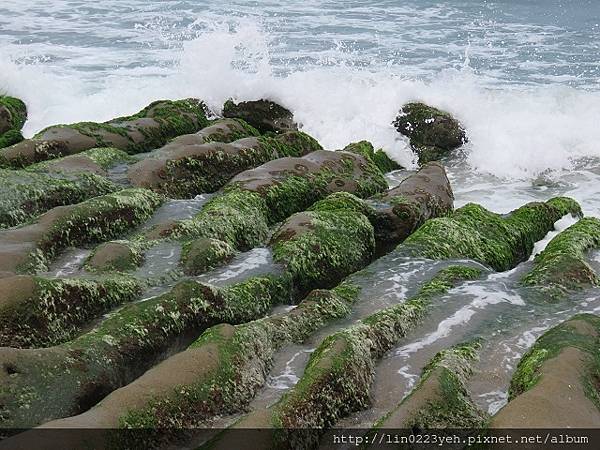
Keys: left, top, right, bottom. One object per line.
{"left": 1, "top": 96, "right": 599, "bottom": 450}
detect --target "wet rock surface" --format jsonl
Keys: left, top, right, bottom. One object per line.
{"left": 0, "top": 96, "right": 27, "bottom": 149}
{"left": 0, "top": 99, "right": 208, "bottom": 167}
{"left": 393, "top": 102, "right": 467, "bottom": 165}
{"left": 222, "top": 99, "right": 297, "bottom": 134}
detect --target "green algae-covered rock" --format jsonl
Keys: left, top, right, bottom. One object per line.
{"left": 491, "top": 314, "right": 600, "bottom": 428}
{"left": 0, "top": 99, "right": 208, "bottom": 167}
{"left": 58, "top": 285, "right": 359, "bottom": 436}
{"left": 271, "top": 266, "right": 481, "bottom": 438}
{"left": 0, "top": 274, "right": 142, "bottom": 348}
{"left": 222, "top": 99, "right": 297, "bottom": 134}
{"left": 128, "top": 129, "right": 320, "bottom": 198}
{"left": 375, "top": 341, "right": 488, "bottom": 429}
{"left": 86, "top": 241, "right": 145, "bottom": 273}
{"left": 522, "top": 217, "right": 600, "bottom": 298}
{"left": 368, "top": 161, "right": 454, "bottom": 249}
{"left": 0, "top": 96, "right": 27, "bottom": 149}
{"left": 393, "top": 102, "right": 467, "bottom": 165}
{"left": 397, "top": 197, "right": 582, "bottom": 271}
{"left": 171, "top": 149, "right": 388, "bottom": 262}
{"left": 343, "top": 140, "right": 402, "bottom": 173}
{"left": 0, "top": 275, "right": 291, "bottom": 429}
{"left": 180, "top": 237, "right": 236, "bottom": 275}
{"left": 271, "top": 193, "right": 376, "bottom": 295}
{"left": 0, "top": 188, "right": 163, "bottom": 276}
{"left": 0, "top": 168, "right": 117, "bottom": 229}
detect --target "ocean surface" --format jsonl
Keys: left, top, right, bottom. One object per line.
{"left": 2, "top": 0, "right": 600, "bottom": 424}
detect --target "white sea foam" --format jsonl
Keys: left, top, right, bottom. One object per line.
{"left": 2, "top": 17, "right": 600, "bottom": 179}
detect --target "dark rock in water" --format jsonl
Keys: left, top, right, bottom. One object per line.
{"left": 0, "top": 99, "right": 208, "bottom": 167}
{"left": 223, "top": 99, "right": 297, "bottom": 134}
{"left": 0, "top": 96, "right": 27, "bottom": 149}
{"left": 393, "top": 102, "right": 467, "bottom": 165}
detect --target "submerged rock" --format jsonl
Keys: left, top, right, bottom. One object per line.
{"left": 491, "top": 314, "right": 600, "bottom": 427}
{"left": 180, "top": 237, "right": 236, "bottom": 275}
{"left": 0, "top": 96, "right": 27, "bottom": 149}
{"left": 522, "top": 217, "right": 600, "bottom": 298}
{"left": 223, "top": 99, "right": 297, "bottom": 134}
{"left": 393, "top": 102, "right": 467, "bottom": 165}
{"left": 0, "top": 99, "right": 208, "bottom": 167}
{"left": 86, "top": 241, "right": 144, "bottom": 273}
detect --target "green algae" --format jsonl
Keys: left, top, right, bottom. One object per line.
{"left": 396, "top": 341, "right": 488, "bottom": 429}
{"left": 19, "top": 188, "right": 163, "bottom": 273}
{"left": 0, "top": 274, "right": 292, "bottom": 429}
{"left": 522, "top": 217, "right": 600, "bottom": 297}
{"left": 343, "top": 141, "right": 402, "bottom": 173}
{"left": 0, "top": 168, "right": 117, "bottom": 229}
{"left": 0, "top": 275, "right": 142, "bottom": 348}
{"left": 1, "top": 99, "right": 208, "bottom": 168}
{"left": 397, "top": 197, "right": 582, "bottom": 271}
{"left": 0, "top": 96, "right": 27, "bottom": 149}
{"left": 272, "top": 265, "right": 482, "bottom": 435}
{"left": 181, "top": 238, "right": 236, "bottom": 275}
{"left": 272, "top": 193, "right": 376, "bottom": 295}
{"left": 508, "top": 314, "right": 600, "bottom": 403}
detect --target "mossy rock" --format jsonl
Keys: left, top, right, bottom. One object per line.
{"left": 172, "top": 149, "right": 388, "bottom": 256}
{"left": 0, "top": 96, "right": 27, "bottom": 149}
{"left": 128, "top": 130, "right": 321, "bottom": 198}
{"left": 491, "top": 314, "right": 600, "bottom": 427}
{"left": 343, "top": 140, "right": 403, "bottom": 173}
{"left": 181, "top": 238, "right": 235, "bottom": 275}
{"left": 0, "top": 99, "right": 208, "bottom": 168}
{"left": 0, "top": 168, "right": 117, "bottom": 229}
{"left": 397, "top": 197, "right": 582, "bottom": 271}
{"left": 86, "top": 241, "right": 144, "bottom": 272}
{"left": 368, "top": 161, "right": 454, "bottom": 249}
{"left": 375, "top": 341, "right": 488, "bottom": 430}
{"left": 522, "top": 217, "right": 600, "bottom": 298}
{"left": 222, "top": 99, "right": 297, "bottom": 134}
{"left": 0, "top": 188, "right": 163, "bottom": 276}
{"left": 271, "top": 192, "right": 376, "bottom": 295}
{"left": 0, "top": 274, "right": 142, "bottom": 348}
{"left": 0, "top": 274, "right": 292, "bottom": 429}
{"left": 272, "top": 265, "right": 482, "bottom": 438}
{"left": 393, "top": 102, "right": 467, "bottom": 165}
{"left": 105, "top": 285, "right": 359, "bottom": 440}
